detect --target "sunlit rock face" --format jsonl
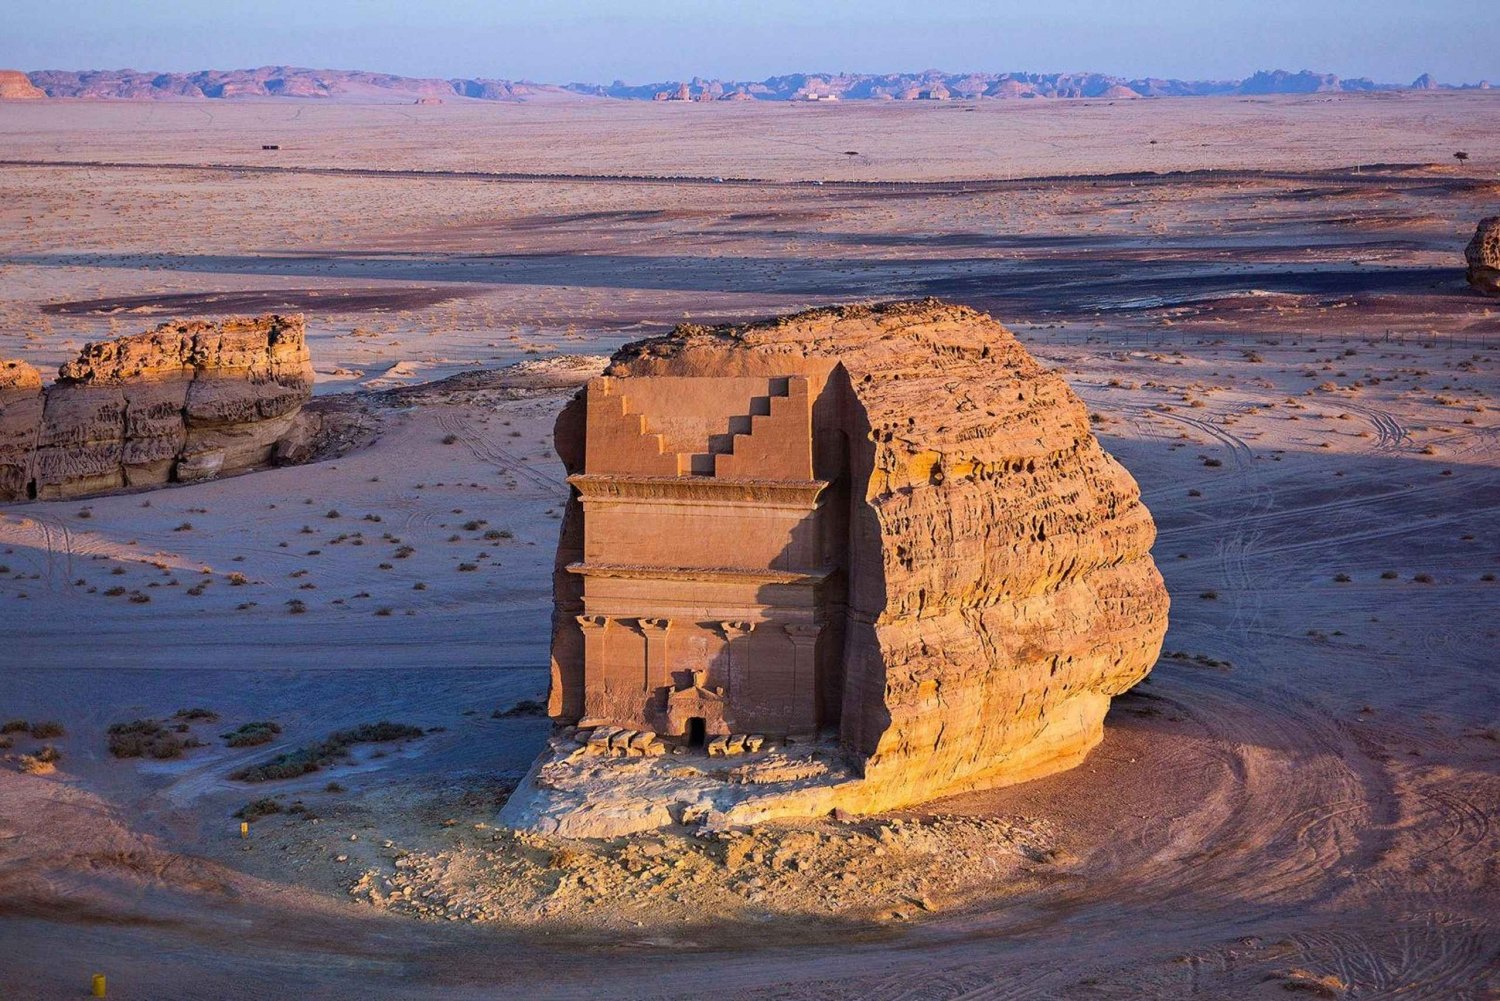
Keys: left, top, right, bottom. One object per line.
{"left": 545, "top": 300, "right": 1168, "bottom": 813}
{"left": 1467, "top": 217, "right": 1500, "bottom": 296}
{"left": 0, "top": 360, "right": 44, "bottom": 501}
{"left": 0, "top": 314, "right": 313, "bottom": 501}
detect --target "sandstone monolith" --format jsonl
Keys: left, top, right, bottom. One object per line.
{"left": 536, "top": 300, "right": 1168, "bottom": 824}
{"left": 0, "top": 314, "right": 314, "bottom": 501}
{"left": 1466, "top": 217, "right": 1500, "bottom": 296}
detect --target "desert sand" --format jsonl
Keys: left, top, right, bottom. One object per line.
{"left": 0, "top": 94, "right": 1497, "bottom": 999}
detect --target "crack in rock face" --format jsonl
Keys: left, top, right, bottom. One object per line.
{"left": 517, "top": 299, "right": 1169, "bottom": 833}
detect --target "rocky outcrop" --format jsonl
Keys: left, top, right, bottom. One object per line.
{"left": 539, "top": 301, "right": 1167, "bottom": 824}
{"left": 0, "top": 70, "right": 45, "bottom": 100}
{"left": 1466, "top": 217, "right": 1500, "bottom": 296}
{"left": 0, "top": 315, "right": 314, "bottom": 502}
{"left": 0, "top": 361, "right": 44, "bottom": 500}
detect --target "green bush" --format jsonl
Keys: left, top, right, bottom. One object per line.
{"left": 230, "top": 721, "right": 425, "bottom": 783}
{"left": 222, "top": 721, "right": 282, "bottom": 748}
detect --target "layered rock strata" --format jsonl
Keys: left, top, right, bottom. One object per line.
{"left": 0, "top": 315, "right": 314, "bottom": 501}
{"left": 532, "top": 300, "right": 1167, "bottom": 826}
{"left": 0, "top": 360, "right": 44, "bottom": 500}
{"left": 1466, "top": 217, "right": 1500, "bottom": 296}
{"left": 0, "top": 70, "right": 45, "bottom": 100}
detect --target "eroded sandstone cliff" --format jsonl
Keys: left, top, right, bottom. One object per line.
{"left": 0, "top": 314, "right": 314, "bottom": 501}
{"left": 548, "top": 300, "right": 1168, "bottom": 815}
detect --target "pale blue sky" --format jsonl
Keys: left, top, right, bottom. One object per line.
{"left": 5, "top": 0, "right": 1494, "bottom": 84}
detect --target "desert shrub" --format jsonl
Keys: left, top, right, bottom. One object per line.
{"left": 1, "top": 719, "right": 30, "bottom": 734}
{"left": 128, "top": 593, "right": 151, "bottom": 604}
{"left": 28, "top": 720, "right": 64, "bottom": 739}
{"left": 1203, "top": 458, "right": 1222, "bottom": 468}
{"left": 339, "top": 722, "right": 424, "bottom": 743}
{"left": 174, "top": 707, "right": 219, "bottom": 722}
{"left": 222, "top": 721, "right": 282, "bottom": 748}
{"left": 173, "top": 522, "right": 193, "bottom": 532}
{"left": 324, "top": 781, "right": 345, "bottom": 793}
{"left": 231, "top": 721, "right": 424, "bottom": 782}
{"left": 235, "top": 797, "right": 283, "bottom": 821}
{"left": 0, "top": 735, "right": 11, "bottom": 750}
{"left": 456, "top": 563, "right": 478, "bottom": 572}
{"left": 1413, "top": 573, "right": 1434, "bottom": 584}
{"left": 1333, "top": 573, "right": 1352, "bottom": 583}
{"left": 108, "top": 719, "right": 190, "bottom": 759}
{"left": 441, "top": 434, "right": 458, "bottom": 444}
{"left": 17, "top": 746, "right": 60, "bottom": 773}
{"left": 232, "top": 749, "right": 322, "bottom": 782}
{"left": 1380, "top": 570, "right": 1399, "bottom": 580}
{"left": 1199, "top": 591, "right": 1219, "bottom": 600}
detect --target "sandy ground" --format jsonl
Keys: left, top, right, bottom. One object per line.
{"left": 0, "top": 96, "right": 1497, "bottom": 999}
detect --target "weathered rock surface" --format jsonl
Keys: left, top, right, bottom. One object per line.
{"left": 0, "top": 314, "right": 314, "bottom": 501}
{"left": 1466, "top": 217, "right": 1500, "bottom": 296}
{"left": 0, "top": 361, "right": 44, "bottom": 500}
{"left": 0, "top": 70, "right": 45, "bottom": 100}
{"left": 529, "top": 300, "right": 1168, "bottom": 829}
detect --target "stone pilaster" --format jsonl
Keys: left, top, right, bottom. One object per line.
{"left": 784, "top": 622, "right": 822, "bottom": 738}
{"left": 715, "top": 620, "right": 755, "bottom": 697}
{"left": 639, "top": 617, "right": 671, "bottom": 692}
{"left": 575, "top": 615, "right": 612, "bottom": 719}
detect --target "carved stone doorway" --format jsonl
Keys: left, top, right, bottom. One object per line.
{"left": 686, "top": 717, "right": 707, "bottom": 747}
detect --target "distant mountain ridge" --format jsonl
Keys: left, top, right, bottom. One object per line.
{"left": 23, "top": 66, "right": 550, "bottom": 102}
{"left": 16, "top": 65, "right": 1493, "bottom": 103}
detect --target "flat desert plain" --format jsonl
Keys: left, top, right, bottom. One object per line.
{"left": 0, "top": 93, "right": 1497, "bottom": 999}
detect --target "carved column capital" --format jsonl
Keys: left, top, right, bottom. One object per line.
{"left": 576, "top": 614, "right": 611, "bottom": 632}
{"left": 639, "top": 617, "right": 672, "bottom": 633}
{"left": 715, "top": 620, "right": 755, "bottom": 640}
{"left": 784, "top": 622, "right": 822, "bottom": 645}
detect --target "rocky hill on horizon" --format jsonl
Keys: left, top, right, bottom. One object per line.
{"left": 9, "top": 64, "right": 1492, "bottom": 103}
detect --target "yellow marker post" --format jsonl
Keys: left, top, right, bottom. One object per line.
{"left": 240, "top": 821, "right": 249, "bottom": 839}
{"left": 91, "top": 973, "right": 106, "bottom": 997}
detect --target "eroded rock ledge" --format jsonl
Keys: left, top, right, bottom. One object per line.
{"left": 0, "top": 314, "right": 314, "bottom": 501}
{"left": 506, "top": 299, "right": 1168, "bottom": 835}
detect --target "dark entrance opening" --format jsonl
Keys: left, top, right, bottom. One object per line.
{"left": 686, "top": 717, "right": 706, "bottom": 747}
